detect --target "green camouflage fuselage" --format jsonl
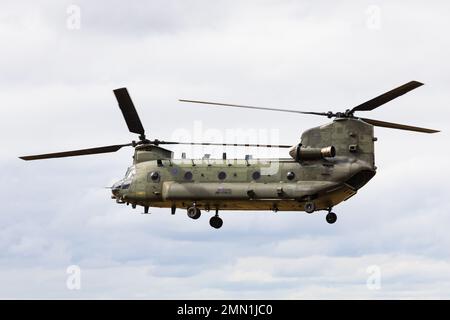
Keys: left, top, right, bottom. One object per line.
{"left": 112, "top": 118, "right": 376, "bottom": 212}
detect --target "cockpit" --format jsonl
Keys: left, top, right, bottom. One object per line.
{"left": 111, "top": 166, "right": 136, "bottom": 197}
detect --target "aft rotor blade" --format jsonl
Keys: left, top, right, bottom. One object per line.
{"left": 351, "top": 81, "right": 424, "bottom": 113}
{"left": 113, "top": 88, "right": 145, "bottom": 136}
{"left": 179, "top": 99, "right": 329, "bottom": 117}
{"left": 156, "top": 140, "right": 292, "bottom": 148}
{"left": 19, "top": 143, "right": 133, "bottom": 161}
{"left": 360, "top": 117, "right": 439, "bottom": 133}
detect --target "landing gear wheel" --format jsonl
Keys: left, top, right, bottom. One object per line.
{"left": 304, "top": 202, "right": 315, "bottom": 214}
{"left": 187, "top": 206, "right": 201, "bottom": 219}
{"left": 209, "top": 216, "right": 223, "bottom": 229}
{"left": 326, "top": 212, "right": 337, "bottom": 224}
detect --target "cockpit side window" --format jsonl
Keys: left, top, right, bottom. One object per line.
{"left": 124, "top": 166, "right": 136, "bottom": 179}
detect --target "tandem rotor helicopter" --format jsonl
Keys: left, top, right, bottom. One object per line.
{"left": 20, "top": 81, "right": 438, "bottom": 229}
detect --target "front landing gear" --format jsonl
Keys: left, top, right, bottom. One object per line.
{"left": 209, "top": 209, "right": 223, "bottom": 229}
{"left": 187, "top": 205, "right": 201, "bottom": 220}
{"left": 304, "top": 201, "right": 315, "bottom": 214}
{"left": 326, "top": 209, "right": 337, "bottom": 224}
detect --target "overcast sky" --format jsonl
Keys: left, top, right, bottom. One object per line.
{"left": 0, "top": 0, "right": 449, "bottom": 299}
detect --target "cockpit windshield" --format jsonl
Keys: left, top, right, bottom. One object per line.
{"left": 124, "top": 166, "right": 136, "bottom": 179}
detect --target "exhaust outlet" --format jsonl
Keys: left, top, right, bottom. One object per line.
{"left": 289, "top": 144, "right": 336, "bottom": 161}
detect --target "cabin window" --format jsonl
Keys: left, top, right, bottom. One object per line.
{"left": 184, "top": 171, "right": 193, "bottom": 181}
{"left": 252, "top": 171, "right": 261, "bottom": 180}
{"left": 286, "top": 171, "right": 296, "bottom": 181}
{"left": 218, "top": 171, "right": 227, "bottom": 180}
{"left": 148, "top": 171, "right": 160, "bottom": 182}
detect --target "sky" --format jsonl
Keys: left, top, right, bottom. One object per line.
{"left": 0, "top": 0, "right": 449, "bottom": 299}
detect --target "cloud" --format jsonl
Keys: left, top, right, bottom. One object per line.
{"left": 0, "top": 0, "right": 449, "bottom": 299}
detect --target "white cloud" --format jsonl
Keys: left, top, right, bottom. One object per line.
{"left": 0, "top": 0, "right": 449, "bottom": 299}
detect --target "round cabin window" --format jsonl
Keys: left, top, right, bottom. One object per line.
{"left": 218, "top": 171, "right": 227, "bottom": 180}
{"left": 149, "top": 171, "right": 160, "bottom": 182}
{"left": 252, "top": 171, "right": 261, "bottom": 180}
{"left": 184, "top": 171, "right": 193, "bottom": 181}
{"left": 286, "top": 171, "right": 296, "bottom": 181}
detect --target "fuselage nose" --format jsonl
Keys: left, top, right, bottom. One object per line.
{"left": 111, "top": 181, "right": 122, "bottom": 197}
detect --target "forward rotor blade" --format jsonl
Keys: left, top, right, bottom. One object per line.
{"left": 113, "top": 88, "right": 145, "bottom": 136}
{"left": 179, "top": 99, "right": 329, "bottom": 117}
{"left": 351, "top": 81, "right": 424, "bottom": 113}
{"left": 360, "top": 117, "right": 439, "bottom": 133}
{"left": 19, "top": 143, "right": 132, "bottom": 161}
{"left": 156, "top": 140, "right": 292, "bottom": 148}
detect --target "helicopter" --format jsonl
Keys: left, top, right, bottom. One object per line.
{"left": 20, "top": 81, "right": 438, "bottom": 229}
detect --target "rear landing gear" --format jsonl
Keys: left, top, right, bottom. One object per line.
{"left": 326, "top": 209, "right": 337, "bottom": 224}
{"left": 209, "top": 209, "right": 223, "bottom": 229}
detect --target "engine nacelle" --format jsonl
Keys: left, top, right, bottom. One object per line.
{"left": 289, "top": 144, "right": 336, "bottom": 161}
